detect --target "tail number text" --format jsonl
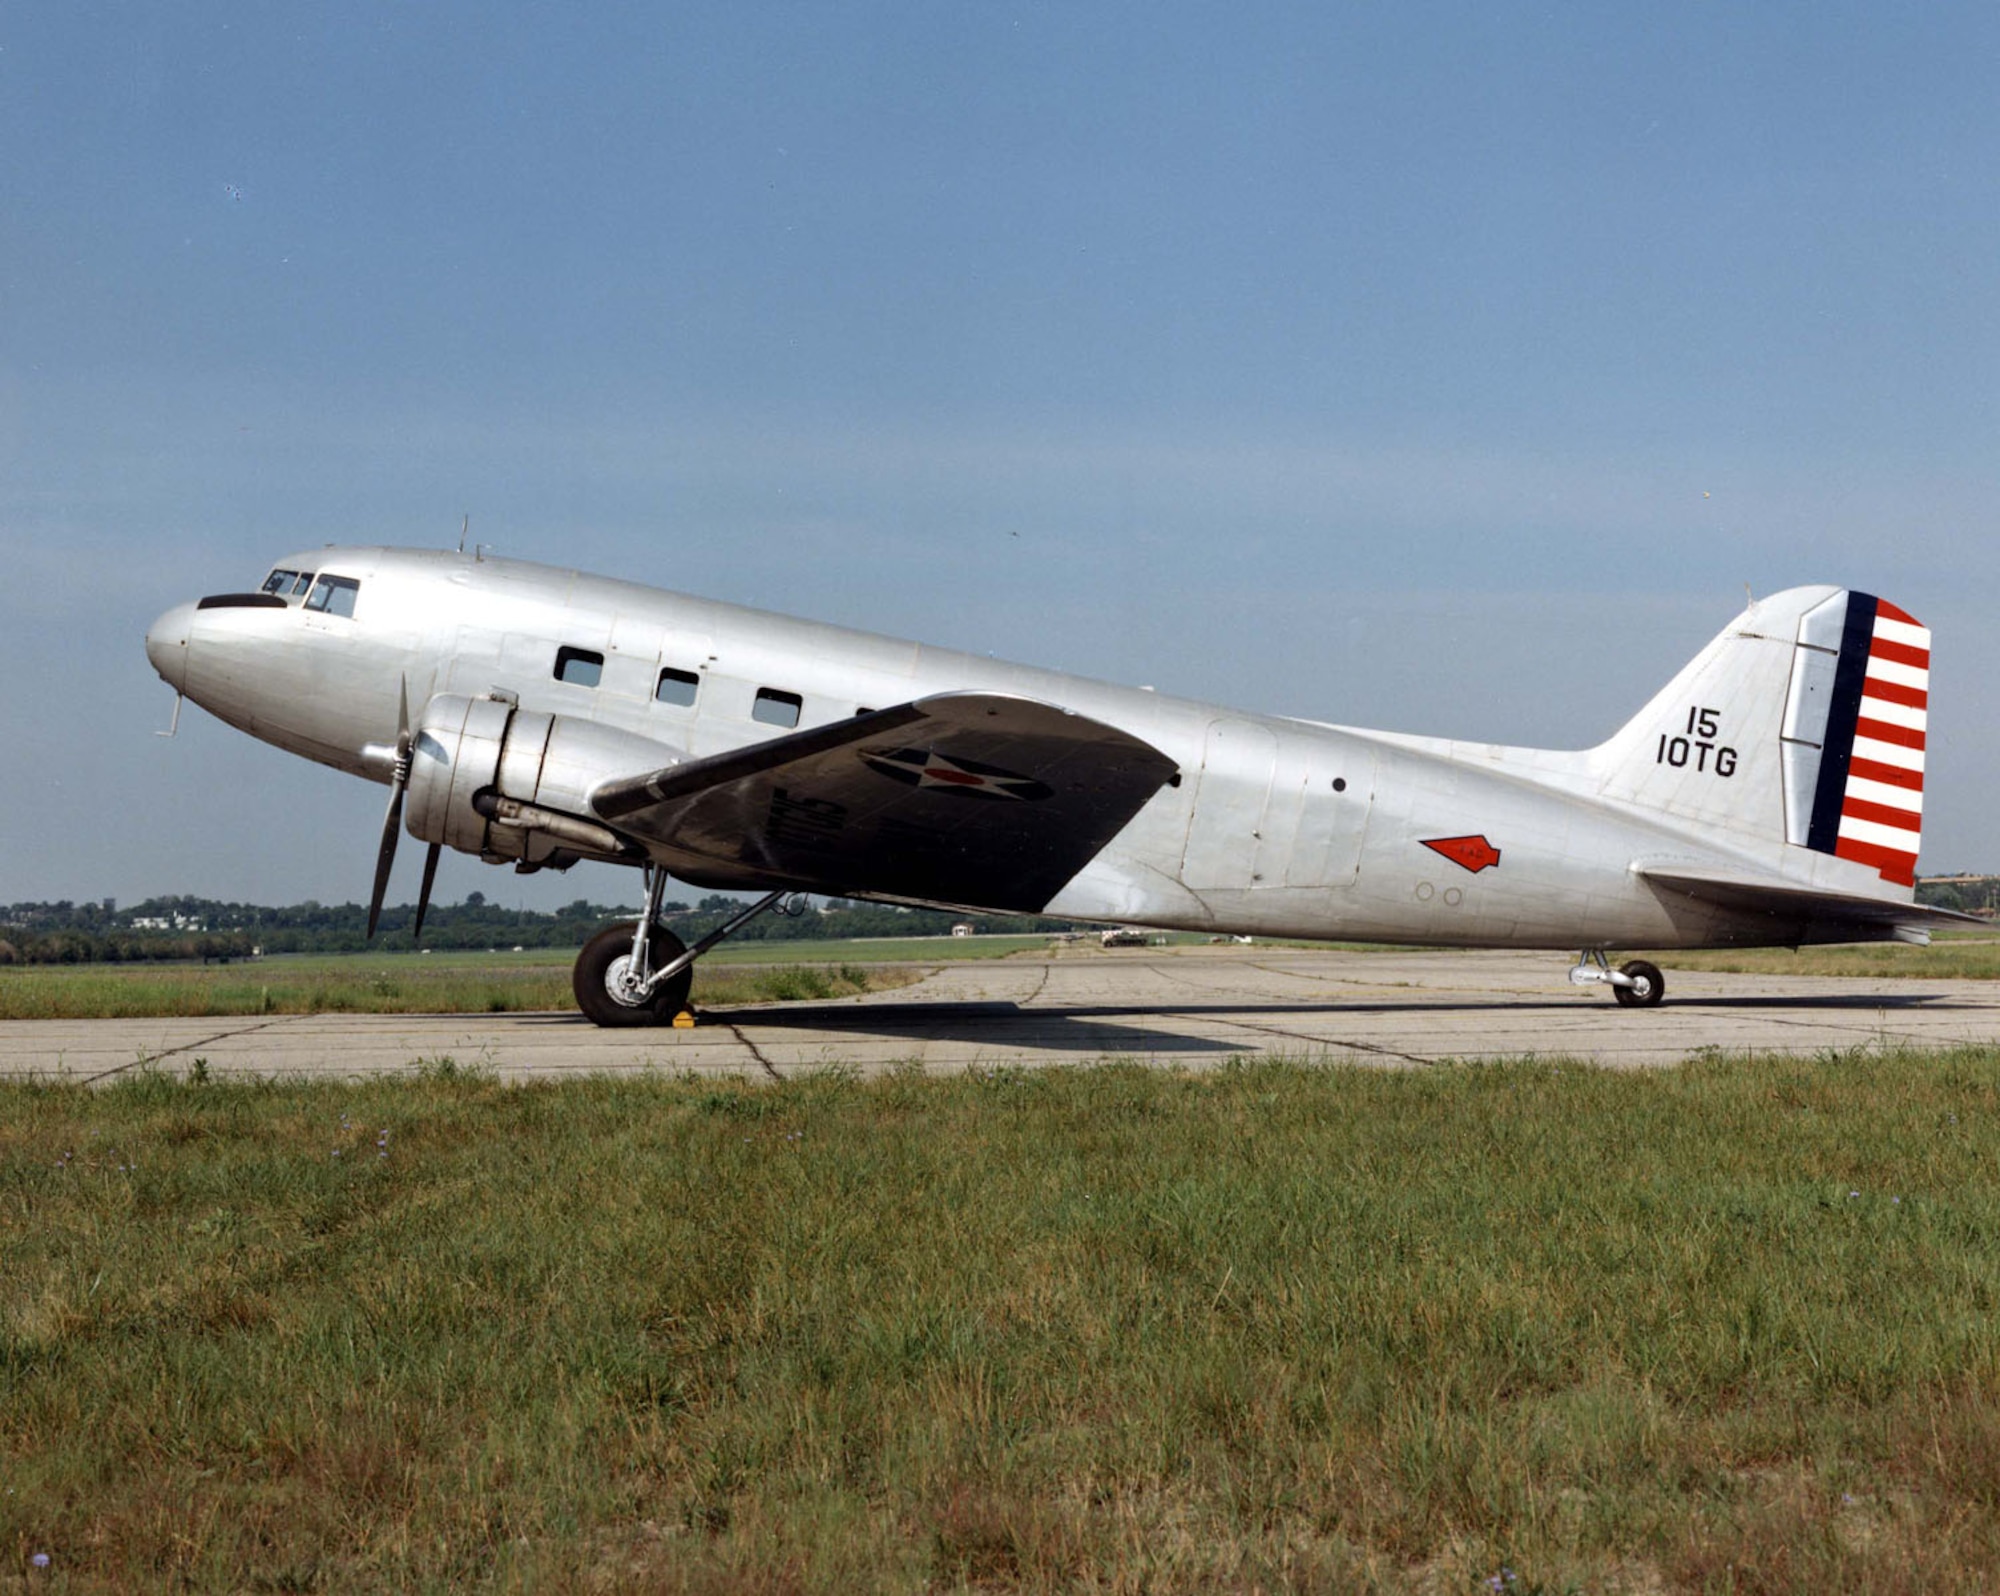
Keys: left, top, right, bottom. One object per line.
{"left": 1657, "top": 706, "right": 1738, "bottom": 777}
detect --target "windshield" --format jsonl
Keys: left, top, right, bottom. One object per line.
{"left": 303, "top": 574, "right": 360, "bottom": 617}
{"left": 260, "top": 568, "right": 317, "bottom": 602}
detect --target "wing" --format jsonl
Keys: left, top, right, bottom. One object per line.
{"left": 590, "top": 692, "right": 1181, "bottom": 912}
{"left": 1636, "top": 861, "right": 1986, "bottom": 945}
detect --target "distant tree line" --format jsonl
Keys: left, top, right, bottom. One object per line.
{"left": 7, "top": 876, "right": 1984, "bottom": 966}
{"left": 0, "top": 892, "right": 1091, "bottom": 964}
{"left": 1915, "top": 877, "right": 2000, "bottom": 918}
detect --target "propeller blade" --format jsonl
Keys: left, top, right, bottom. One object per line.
{"left": 367, "top": 676, "right": 417, "bottom": 942}
{"left": 366, "top": 781, "right": 405, "bottom": 940}
{"left": 412, "top": 842, "right": 442, "bottom": 943}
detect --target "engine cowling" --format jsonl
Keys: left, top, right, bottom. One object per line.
{"left": 405, "top": 692, "right": 681, "bottom": 867}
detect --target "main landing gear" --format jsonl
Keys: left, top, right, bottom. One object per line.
{"left": 572, "top": 869, "right": 807, "bottom": 1028}
{"left": 1568, "top": 950, "right": 1666, "bottom": 1008}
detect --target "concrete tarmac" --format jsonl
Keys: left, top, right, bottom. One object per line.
{"left": 5, "top": 947, "right": 1999, "bottom": 1085}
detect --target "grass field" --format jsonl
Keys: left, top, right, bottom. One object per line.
{"left": 1652, "top": 936, "right": 2000, "bottom": 981}
{"left": 0, "top": 940, "right": 1014, "bottom": 1021}
{"left": 6, "top": 1049, "right": 2000, "bottom": 1591}
{"left": 3, "top": 932, "right": 1995, "bottom": 1023}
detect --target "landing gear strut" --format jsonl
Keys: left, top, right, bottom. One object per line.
{"left": 1567, "top": 950, "right": 1666, "bottom": 1008}
{"left": 571, "top": 870, "right": 805, "bottom": 1027}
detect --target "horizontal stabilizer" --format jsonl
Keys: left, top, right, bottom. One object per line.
{"left": 591, "top": 692, "right": 1181, "bottom": 912}
{"left": 1635, "top": 861, "right": 1982, "bottom": 943}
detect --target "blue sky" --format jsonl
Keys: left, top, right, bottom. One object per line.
{"left": 3, "top": 3, "right": 1994, "bottom": 907}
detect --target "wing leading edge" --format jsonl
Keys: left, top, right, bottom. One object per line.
{"left": 590, "top": 692, "right": 1181, "bottom": 913}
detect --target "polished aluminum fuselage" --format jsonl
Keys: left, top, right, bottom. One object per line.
{"left": 145, "top": 546, "right": 1829, "bottom": 948}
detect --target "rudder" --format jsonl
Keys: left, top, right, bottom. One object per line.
{"left": 1788, "top": 592, "right": 1928, "bottom": 886}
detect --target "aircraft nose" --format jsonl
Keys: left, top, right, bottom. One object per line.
{"left": 146, "top": 601, "right": 196, "bottom": 691}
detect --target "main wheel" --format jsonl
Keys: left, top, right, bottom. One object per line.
{"left": 1612, "top": 958, "right": 1665, "bottom": 1008}
{"left": 572, "top": 921, "right": 694, "bottom": 1027}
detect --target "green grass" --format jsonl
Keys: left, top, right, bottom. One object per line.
{"left": 0, "top": 953, "right": 930, "bottom": 1021}
{"left": 0, "top": 937, "right": 1055, "bottom": 1021}
{"left": 1654, "top": 935, "right": 2000, "bottom": 980}
{"left": 7, "top": 1049, "right": 2000, "bottom": 1590}
{"left": 7, "top": 931, "right": 1993, "bottom": 1022}
{"left": 704, "top": 933, "right": 1058, "bottom": 964}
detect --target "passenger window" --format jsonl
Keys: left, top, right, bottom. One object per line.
{"left": 303, "top": 575, "right": 360, "bottom": 617}
{"left": 752, "top": 688, "right": 803, "bottom": 729}
{"left": 655, "top": 666, "right": 700, "bottom": 707}
{"left": 555, "top": 647, "right": 605, "bottom": 687}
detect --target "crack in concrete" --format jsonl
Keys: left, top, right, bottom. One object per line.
{"left": 1097, "top": 959, "right": 1440, "bottom": 1065}
{"left": 1187, "top": 1009, "right": 1438, "bottom": 1066}
{"left": 81, "top": 1017, "right": 302, "bottom": 1086}
{"left": 721, "top": 1021, "right": 785, "bottom": 1081}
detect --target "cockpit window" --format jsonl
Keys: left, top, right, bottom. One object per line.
{"left": 260, "top": 569, "right": 318, "bottom": 603}
{"left": 303, "top": 574, "right": 360, "bottom": 617}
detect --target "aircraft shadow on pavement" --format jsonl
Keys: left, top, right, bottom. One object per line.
{"left": 715, "top": 990, "right": 1959, "bottom": 1028}
{"left": 1671, "top": 992, "right": 1957, "bottom": 1010}
{"left": 514, "top": 986, "right": 1965, "bottom": 1047}
{"left": 1009, "top": 993, "right": 1959, "bottom": 1016}
{"left": 705, "top": 1000, "right": 1242, "bottom": 1055}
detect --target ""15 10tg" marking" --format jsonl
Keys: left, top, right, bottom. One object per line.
{"left": 1657, "top": 705, "right": 1738, "bottom": 776}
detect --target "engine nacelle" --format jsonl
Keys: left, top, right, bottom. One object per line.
{"left": 406, "top": 692, "right": 680, "bottom": 867}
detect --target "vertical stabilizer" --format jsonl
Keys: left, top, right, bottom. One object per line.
{"left": 1592, "top": 586, "right": 1928, "bottom": 889}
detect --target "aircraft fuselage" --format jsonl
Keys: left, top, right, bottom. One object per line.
{"left": 145, "top": 546, "right": 1927, "bottom": 958}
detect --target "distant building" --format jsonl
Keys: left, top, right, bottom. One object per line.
{"left": 132, "top": 913, "right": 207, "bottom": 932}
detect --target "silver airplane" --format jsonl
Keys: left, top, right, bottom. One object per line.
{"left": 145, "top": 548, "right": 1969, "bottom": 1025}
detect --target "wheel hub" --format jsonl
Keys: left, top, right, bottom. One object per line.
{"left": 604, "top": 952, "right": 651, "bottom": 1007}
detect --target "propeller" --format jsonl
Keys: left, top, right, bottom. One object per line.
{"left": 366, "top": 679, "right": 414, "bottom": 940}
{"left": 412, "top": 839, "right": 442, "bottom": 943}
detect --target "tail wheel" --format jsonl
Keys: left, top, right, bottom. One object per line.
{"left": 1613, "top": 959, "right": 1665, "bottom": 1008}
{"left": 573, "top": 921, "right": 694, "bottom": 1027}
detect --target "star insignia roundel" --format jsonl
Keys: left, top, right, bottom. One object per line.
{"left": 859, "top": 747, "right": 1053, "bottom": 801}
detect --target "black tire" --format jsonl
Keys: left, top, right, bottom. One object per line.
{"left": 1613, "top": 959, "right": 1665, "bottom": 1008}
{"left": 572, "top": 921, "right": 694, "bottom": 1027}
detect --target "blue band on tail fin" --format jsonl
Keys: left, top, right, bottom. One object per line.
{"left": 1805, "top": 591, "right": 1877, "bottom": 856}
